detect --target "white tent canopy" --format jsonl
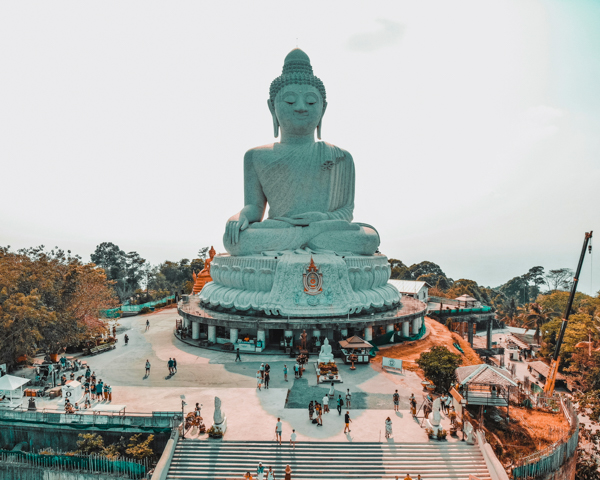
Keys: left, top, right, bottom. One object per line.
{"left": 0, "top": 374, "right": 30, "bottom": 408}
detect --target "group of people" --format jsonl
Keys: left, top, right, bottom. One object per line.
{"left": 168, "top": 358, "right": 178, "bottom": 375}
{"left": 83, "top": 366, "right": 112, "bottom": 407}
{"left": 256, "top": 363, "right": 271, "bottom": 390}
{"left": 244, "top": 462, "right": 293, "bottom": 480}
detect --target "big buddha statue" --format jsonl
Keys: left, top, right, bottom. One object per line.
{"left": 224, "top": 49, "right": 379, "bottom": 257}
{"left": 200, "top": 49, "right": 400, "bottom": 317}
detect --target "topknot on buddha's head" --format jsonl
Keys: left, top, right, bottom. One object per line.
{"left": 269, "top": 49, "right": 327, "bottom": 106}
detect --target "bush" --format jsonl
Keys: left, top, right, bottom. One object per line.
{"left": 139, "top": 307, "right": 151, "bottom": 314}
{"left": 76, "top": 433, "right": 105, "bottom": 455}
{"left": 155, "top": 302, "right": 166, "bottom": 308}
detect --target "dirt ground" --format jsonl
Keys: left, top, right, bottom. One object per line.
{"left": 374, "top": 317, "right": 483, "bottom": 376}
{"left": 466, "top": 404, "right": 569, "bottom": 463}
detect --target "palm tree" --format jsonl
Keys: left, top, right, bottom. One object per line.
{"left": 523, "top": 303, "right": 560, "bottom": 344}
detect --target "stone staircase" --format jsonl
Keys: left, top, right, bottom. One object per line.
{"left": 166, "top": 440, "right": 492, "bottom": 480}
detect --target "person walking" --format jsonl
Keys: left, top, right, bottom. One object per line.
{"left": 264, "top": 370, "right": 270, "bottom": 389}
{"left": 260, "top": 363, "right": 265, "bottom": 380}
{"left": 85, "top": 367, "right": 91, "bottom": 380}
{"left": 256, "top": 462, "right": 265, "bottom": 480}
{"left": 275, "top": 418, "right": 282, "bottom": 445}
{"left": 290, "top": 429, "right": 297, "bottom": 449}
{"left": 308, "top": 400, "right": 314, "bottom": 420}
{"left": 146, "top": 319, "right": 150, "bottom": 331}
{"left": 283, "top": 365, "right": 288, "bottom": 382}
{"left": 410, "top": 395, "right": 417, "bottom": 419}
{"left": 385, "top": 417, "right": 393, "bottom": 439}
{"left": 337, "top": 395, "right": 343, "bottom": 415}
{"left": 107, "top": 384, "right": 112, "bottom": 402}
{"left": 316, "top": 403, "right": 323, "bottom": 426}
{"left": 124, "top": 334, "right": 129, "bottom": 345}
{"left": 256, "top": 370, "right": 262, "bottom": 391}
{"left": 294, "top": 363, "right": 299, "bottom": 379}
{"left": 328, "top": 382, "right": 335, "bottom": 401}
{"left": 284, "top": 465, "right": 292, "bottom": 480}
{"left": 235, "top": 348, "right": 241, "bottom": 362}
{"left": 322, "top": 394, "right": 329, "bottom": 413}
{"left": 345, "top": 389, "right": 352, "bottom": 409}
{"left": 145, "top": 359, "right": 151, "bottom": 376}
{"left": 173, "top": 358, "right": 177, "bottom": 373}
{"left": 393, "top": 390, "right": 400, "bottom": 412}
{"left": 344, "top": 411, "right": 352, "bottom": 433}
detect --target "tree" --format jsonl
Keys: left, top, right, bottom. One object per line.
{"left": 545, "top": 268, "right": 574, "bottom": 292}
{"left": 0, "top": 246, "right": 117, "bottom": 366}
{"left": 408, "top": 261, "right": 447, "bottom": 280}
{"left": 522, "top": 302, "right": 560, "bottom": 344}
{"left": 417, "top": 273, "right": 452, "bottom": 291}
{"left": 126, "top": 434, "right": 154, "bottom": 460}
{"left": 500, "top": 276, "right": 530, "bottom": 305}
{"left": 76, "top": 433, "right": 105, "bottom": 455}
{"left": 90, "top": 243, "right": 146, "bottom": 301}
{"left": 416, "top": 346, "right": 463, "bottom": 392}
{"left": 388, "top": 258, "right": 410, "bottom": 280}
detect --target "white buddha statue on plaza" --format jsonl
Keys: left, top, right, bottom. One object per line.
{"left": 224, "top": 48, "right": 380, "bottom": 256}
{"left": 318, "top": 337, "right": 334, "bottom": 364}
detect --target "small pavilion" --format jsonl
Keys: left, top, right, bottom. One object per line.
{"left": 338, "top": 335, "right": 373, "bottom": 365}
{"left": 453, "top": 364, "right": 518, "bottom": 422}
{"left": 0, "top": 375, "right": 30, "bottom": 408}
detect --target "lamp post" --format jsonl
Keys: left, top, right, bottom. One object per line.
{"left": 180, "top": 395, "right": 187, "bottom": 439}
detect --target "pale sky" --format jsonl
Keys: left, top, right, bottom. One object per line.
{"left": 1, "top": 1, "right": 598, "bottom": 294}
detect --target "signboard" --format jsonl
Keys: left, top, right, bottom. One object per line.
{"left": 382, "top": 357, "right": 402, "bottom": 372}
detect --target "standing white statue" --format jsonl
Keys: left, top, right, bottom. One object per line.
{"left": 211, "top": 396, "right": 227, "bottom": 434}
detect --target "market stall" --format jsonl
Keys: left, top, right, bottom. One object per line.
{"left": 339, "top": 335, "right": 373, "bottom": 365}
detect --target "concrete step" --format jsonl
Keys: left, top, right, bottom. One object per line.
{"left": 166, "top": 440, "right": 492, "bottom": 480}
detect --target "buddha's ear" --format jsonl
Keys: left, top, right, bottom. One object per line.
{"left": 317, "top": 102, "right": 327, "bottom": 140}
{"left": 268, "top": 99, "right": 279, "bottom": 138}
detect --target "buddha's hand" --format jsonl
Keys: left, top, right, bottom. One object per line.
{"left": 274, "top": 212, "right": 328, "bottom": 226}
{"left": 225, "top": 214, "right": 249, "bottom": 244}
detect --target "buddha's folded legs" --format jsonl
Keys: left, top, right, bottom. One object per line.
{"left": 223, "top": 220, "right": 379, "bottom": 256}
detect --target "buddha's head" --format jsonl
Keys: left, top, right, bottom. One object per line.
{"left": 269, "top": 49, "right": 327, "bottom": 139}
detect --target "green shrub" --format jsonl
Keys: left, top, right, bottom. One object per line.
{"left": 139, "top": 307, "right": 151, "bottom": 314}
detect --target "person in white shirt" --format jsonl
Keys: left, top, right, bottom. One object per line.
{"left": 323, "top": 394, "right": 329, "bottom": 413}
{"left": 290, "top": 429, "right": 297, "bottom": 449}
{"left": 275, "top": 417, "right": 282, "bottom": 445}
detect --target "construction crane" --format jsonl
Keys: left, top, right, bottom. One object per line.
{"left": 544, "top": 231, "right": 593, "bottom": 394}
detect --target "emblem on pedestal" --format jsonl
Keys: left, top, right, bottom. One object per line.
{"left": 303, "top": 257, "right": 323, "bottom": 296}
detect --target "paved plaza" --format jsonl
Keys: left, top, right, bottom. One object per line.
{"left": 28, "top": 308, "right": 461, "bottom": 444}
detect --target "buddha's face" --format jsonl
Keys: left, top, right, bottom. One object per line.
{"left": 273, "top": 84, "right": 324, "bottom": 136}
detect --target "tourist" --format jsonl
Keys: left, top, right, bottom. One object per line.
{"left": 85, "top": 367, "right": 91, "bottom": 379}
{"left": 103, "top": 383, "right": 109, "bottom": 401}
{"left": 84, "top": 390, "right": 91, "bottom": 408}
{"left": 244, "top": 472, "right": 253, "bottom": 480}
{"left": 112, "top": 325, "right": 117, "bottom": 337}
{"left": 298, "top": 362, "right": 303, "bottom": 378}
{"left": 404, "top": 475, "right": 413, "bottom": 480}
{"left": 440, "top": 393, "right": 449, "bottom": 414}
{"left": 96, "top": 380, "right": 103, "bottom": 400}
{"left": 74, "top": 402, "right": 80, "bottom": 411}
{"left": 145, "top": 359, "right": 151, "bottom": 376}
{"left": 124, "top": 334, "right": 129, "bottom": 345}
{"left": 283, "top": 364, "right": 288, "bottom": 382}
{"left": 449, "top": 406, "right": 457, "bottom": 425}
{"left": 445, "top": 394, "right": 452, "bottom": 414}
{"left": 322, "top": 394, "right": 329, "bottom": 413}
{"left": 90, "top": 382, "right": 96, "bottom": 400}
{"left": 328, "top": 382, "right": 335, "bottom": 401}
{"left": 265, "top": 363, "right": 271, "bottom": 376}
{"left": 423, "top": 402, "right": 431, "bottom": 419}
{"left": 146, "top": 319, "right": 150, "bottom": 331}
{"left": 70, "top": 372, "right": 75, "bottom": 381}
{"left": 91, "top": 371, "right": 96, "bottom": 383}
{"left": 195, "top": 403, "right": 202, "bottom": 416}
{"left": 275, "top": 418, "right": 282, "bottom": 445}
{"left": 316, "top": 404, "right": 322, "bottom": 426}
{"left": 260, "top": 363, "right": 265, "bottom": 379}
{"left": 385, "top": 417, "right": 393, "bottom": 439}
{"left": 290, "top": 429, "right": 296, "bottom": 449}
{"left": 265, "top": 370, "right": 270, "bottom": 389}
{"left": 168, "top": 358, "right": 174, "bottom": 375}
{"left": 235, "top": 348, "right": 241, "bottom": 362}
{"left": 345, "top": 389, "right": 352, "bottom": 409}
{"left": 60, "top": 374, "right": 66, "bottom": 385}
{"left": 294, "top": 363, "right": 299, "bottom": 379}
{"left": 284, "top": 464, "right": 292, "bottom": 480}
{"left": 344, "top": 411, "right": 352, "bottom": 433}
{"left": 393, "top": 390, "right": 400, "bottom": 412}
{"left": 107, "top": 384, "right": 112, "bottom": 402}
{"left": 256, "top": 462, "right": 265, "bottom": 480}
{"left": 308, "top": 400, "right": 314, "bottom": 420}
{"left": 256, "top": 370, "right": 262, "bottom": 391}
{"left": 337, "top": 395, "right": 343, "bottom": 415}
{"left": 173, "top": 358, "right": 177, "bottom": 373}
{"left": 266, "top": 466, "right": 275, "bottom": 480}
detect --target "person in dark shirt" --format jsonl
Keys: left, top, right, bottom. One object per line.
{"left": 344, "top": 411, "right": 352, "bottom": 433}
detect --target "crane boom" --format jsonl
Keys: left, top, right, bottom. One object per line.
{"left": 544, "top": 231, "right": 593, "bottom": 394}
